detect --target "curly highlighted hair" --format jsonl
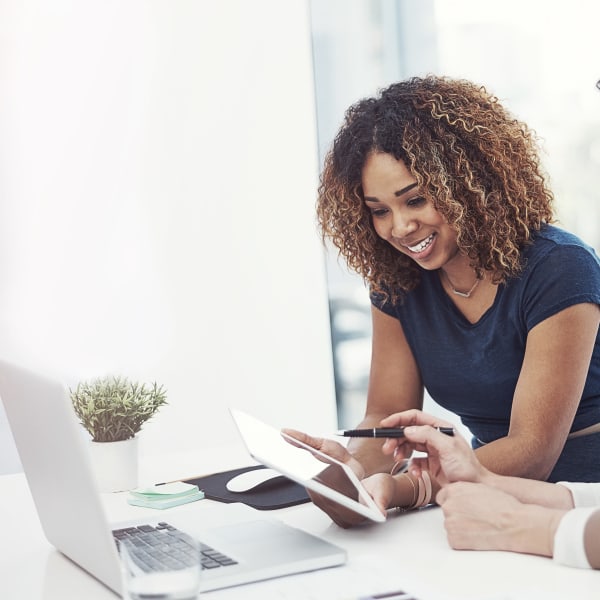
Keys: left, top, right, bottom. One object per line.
{"left": 316, "top": 75, "right": 555, "bottom": 304}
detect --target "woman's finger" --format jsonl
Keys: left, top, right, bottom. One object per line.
{"left": 282, "top": 428, "right": 350, "bottom": 461}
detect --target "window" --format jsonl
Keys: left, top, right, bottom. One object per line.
{"left": 310, "top": 0, "right": 600, "bottom": 428}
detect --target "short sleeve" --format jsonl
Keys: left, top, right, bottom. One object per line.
{"left": 523, "top": 244, "right": 600, "bottom": 331}
{"left": 370, "top": 287, "right": 397, "bottom": 317}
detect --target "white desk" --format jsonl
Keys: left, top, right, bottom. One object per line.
{"left": 3, "top": 446, "right": 599, "bottom": 600}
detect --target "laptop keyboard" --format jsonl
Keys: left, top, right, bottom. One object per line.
{"left": 112, "top": 522, "right": 238, "bottom": 572}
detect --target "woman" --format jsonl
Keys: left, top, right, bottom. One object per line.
{"left": 310, "top": 75, "right": 600, "bottom": 527}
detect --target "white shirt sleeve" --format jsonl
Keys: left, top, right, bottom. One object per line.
{"left": 557, "top": 481, "right": 600, "bottom": 507}
{"left": 552, "top": 507, "right": 598, "bottom": 569}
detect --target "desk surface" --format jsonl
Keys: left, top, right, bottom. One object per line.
{"left": 3, "top": 446, "right": 599, "bottom": 600}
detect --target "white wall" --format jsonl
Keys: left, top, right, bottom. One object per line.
{"left": 0, "top": 0, "right": 337, "bottom": 471}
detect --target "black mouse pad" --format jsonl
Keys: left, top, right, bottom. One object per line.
{"left": 182, "top": 465, "right": 311, "bottom": 510}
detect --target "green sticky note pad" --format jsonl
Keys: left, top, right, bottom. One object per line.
{"left": 127, "top": 482, "right": 204, "bottom": 509}
{"left": 127, "top": 490, "right": 204, "bottom": 509}
{"left": 131, "top": 482, "right": 199, "bottom": 499}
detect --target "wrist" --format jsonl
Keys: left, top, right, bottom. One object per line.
{"left": 392, "top": 473, "right": 433, "bottom": 510}
{"left": 392, "top": 473, "right": 418, "bottom": 509}
{"left": 480, "top": 468, "right": 502, "bottom": 488}
{"left": 504, "top": 503, "right": 566, "bottom": 557}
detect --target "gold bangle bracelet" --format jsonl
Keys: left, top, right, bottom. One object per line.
{"left": 395, "top": 473, "right": 418, "bottom": 513}
{"left": 421, "top": 471, "right": 432, "bottom": 507}
{"left": 414, "top": 476, "right": 426, "bottom": 508}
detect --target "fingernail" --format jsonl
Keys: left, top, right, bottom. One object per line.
{"left": 405, "top": 426, "right": 415, "bottom": 434}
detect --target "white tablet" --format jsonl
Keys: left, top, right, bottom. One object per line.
{"left": 229, "top": 408, "right": 386, "bottom": 523}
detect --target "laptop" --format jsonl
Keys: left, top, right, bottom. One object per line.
{"left": 0, "top": 360, "right": 347, "bottom": 595}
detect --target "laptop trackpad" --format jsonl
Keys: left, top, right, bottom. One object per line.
{"left": 208, "top": 519, "right": 308, "bottom": 546}
{"left": 203, "top": 519, "right": 339, "bottom": 562}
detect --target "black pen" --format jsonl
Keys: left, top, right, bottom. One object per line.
{"left": 336, "top": 426, "right": 454, "bottom": 438}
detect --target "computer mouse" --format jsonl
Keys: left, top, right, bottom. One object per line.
{"left": 225, "top": 468, "right": 287, "bottom": 493}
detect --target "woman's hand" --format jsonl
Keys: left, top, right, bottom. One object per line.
{"left": 378, "top": 409, "right": 489, "bottom": 486}
{"left": 437, "top": 482, "right": 565, "bottom": 557}
{"left": 379, "top": 409, "right": 455, "bottom": 462}
{"left": 437, "top": 482, "right": 524, "bottom": 550}
{"left": 281, "top": 428, "right": 369, "bottom": 528}
{"left": 281, "top": 428, "right": 365, "bottom": 478}
{"left": 359, "top": 473, "right": 397, "bottom": 515}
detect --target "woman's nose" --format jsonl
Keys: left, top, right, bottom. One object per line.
{"left": 391, "top": 211, "right": 417, "bottom": 239}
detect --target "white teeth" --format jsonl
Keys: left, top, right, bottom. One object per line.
{"left": 407, "top": 234, "right": 435, "bottom": 253}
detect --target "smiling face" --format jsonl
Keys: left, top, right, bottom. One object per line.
{"left": 362, "top": 152, "right": 461, "bottom": 271}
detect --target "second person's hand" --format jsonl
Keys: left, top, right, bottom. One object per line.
{"left": 379, "top": 409, "right": 490, "bottom": 487}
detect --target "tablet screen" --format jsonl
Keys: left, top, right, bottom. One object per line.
{"left": 229, "top": 409, "right": 386, "bottom": 523}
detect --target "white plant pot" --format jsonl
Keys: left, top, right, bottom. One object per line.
{"left": 89, "top": 437, "right": 139, "bottom": 493}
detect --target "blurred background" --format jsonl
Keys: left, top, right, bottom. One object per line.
{"left": 310, "top": 0, "right": 600, "bottom": 428}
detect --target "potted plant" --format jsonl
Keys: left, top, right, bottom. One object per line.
{"left": 70, "top": 376, "right": 167, "bottom": 492}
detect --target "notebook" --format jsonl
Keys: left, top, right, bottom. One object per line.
{"left": 0, "top": 359, "right": 346, "bottom": 595}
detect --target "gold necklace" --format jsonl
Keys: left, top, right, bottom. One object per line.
{"left": 442, "top": 270, "right": 481, "bottom": 298}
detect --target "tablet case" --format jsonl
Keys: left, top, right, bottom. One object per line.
{"left": 183, "top": 465, "right": 311, "bottom": 510}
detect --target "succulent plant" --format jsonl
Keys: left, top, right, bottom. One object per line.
{"left": 70, "top": 376, "right": 167, "bottom": 442}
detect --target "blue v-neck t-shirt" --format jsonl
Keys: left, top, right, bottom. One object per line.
{"left": 371, "top": 225, "right": 600, "bottom": 480}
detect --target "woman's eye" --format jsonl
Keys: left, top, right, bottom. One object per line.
{"left": 370, "top": 208, "right": 389, "bottom": 218}
{"left": 407, "top": 196, "right": 426, "bottom": 207}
